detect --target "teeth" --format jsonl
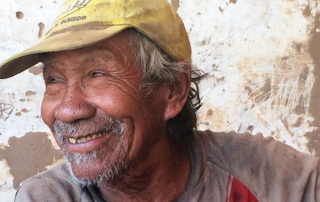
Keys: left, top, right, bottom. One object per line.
{"left": 69, "top": 138, "right": 76, "bottom": 144}
{"left": 69, "top": 131, "right": 110, "bottom": 144}
{"left": 80, "top": 137, "right": 87, "bottom": 143}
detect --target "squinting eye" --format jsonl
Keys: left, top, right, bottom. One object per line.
{"left": 91, "top": 72, "right": 103, "bottom": 77}
{"left": 46, "top": 76, "right": 59, "bottom": 84}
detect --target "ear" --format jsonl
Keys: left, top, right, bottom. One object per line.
{"left": 164, "top": 68, "right": 191, "bottom": 121}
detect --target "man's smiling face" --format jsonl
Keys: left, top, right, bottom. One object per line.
{"left": 41, "top": 30, "right": 169, "bottom": 185}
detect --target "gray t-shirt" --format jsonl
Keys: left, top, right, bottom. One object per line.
{"left": 15, "top": 131, "right": 320, "bottom": 202}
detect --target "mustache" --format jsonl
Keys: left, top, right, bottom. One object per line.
{"left": 52, "top": 112, "right": 124, "bottom": 165}
{"left": 53, "top": 113, "right": 124, "bottom": 140}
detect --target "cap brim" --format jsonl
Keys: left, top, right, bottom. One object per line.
{"left": 0, "top": 25, "right": 129, "bottom": 79}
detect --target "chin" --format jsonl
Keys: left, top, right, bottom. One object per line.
{"left": 65, "top": 147, "right": 129, "bottom": 186}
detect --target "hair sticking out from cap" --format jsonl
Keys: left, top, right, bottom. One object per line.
{"left": 128, "top": 28, "right": 207, "bottom": 140}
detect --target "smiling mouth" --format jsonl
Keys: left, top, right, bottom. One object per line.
{"left": 68, "top": 129, "right": 112, "bottom": 144}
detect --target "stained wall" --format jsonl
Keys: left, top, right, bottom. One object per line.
{"left": 1, "top": 0, "right": 320, "bottom": 201}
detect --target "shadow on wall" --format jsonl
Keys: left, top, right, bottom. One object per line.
{"left": 306, "top": 12, "right": 320, "bottom": 157}
{"left": 0, "top": 132, "right": 63, "bottom": 189}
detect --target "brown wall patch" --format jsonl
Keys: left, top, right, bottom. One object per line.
{"left": 28, "top": 63, "right": 43, "bottom": 75}
{"left": 21, "top": 108, "right": 30, "bottom": 113}
{"left": 0, "top": 132, "right": 63, "bottom": 189}
{"left": 171, "top": 0, "right": 180, "bottom": 10}
{"left": 16, "top": 11, "right": 24, "bottom": 19}
{"left": 15, "top": 112, "right": 22, "bottom": 116}
{"left": 303, "top": 5, "right": 311, "bottom": 17}
{"left": 305, "top": 13, "right": 320, "bottom": 156}
{"left": 25, "top": 91, "right": 36, "bottom": 96}
{"left": 38, "top": 22, "right": 45, "bottom": 38}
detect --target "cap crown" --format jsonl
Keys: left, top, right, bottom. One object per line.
{"left": 0, "top": 0, "right": 191, "bottom": 78}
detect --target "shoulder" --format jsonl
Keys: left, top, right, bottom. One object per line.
{"left": 194, "top": 130, "right": 319, "bottom": 174}
{"left": 193, "top": 130, "right": 259, "bottom": 161}
{"left": 194, "top": 130, "right": 317, "bottom": 163}
{"left": 194, "top": 130, "right": 320, "bottom": 201}
{"left": 15, "top": 162, "right": 83, "bottom": 202}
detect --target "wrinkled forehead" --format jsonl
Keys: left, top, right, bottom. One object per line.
{"left": 42, "top": 49, "right": 115, "bottom": 68}
{"left": 42, "top": 30, "right": 137, "bottom": 70}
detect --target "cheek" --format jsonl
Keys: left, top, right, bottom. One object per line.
{"left": 86, "top": 86, "right": 145, "bottom": 119}
{"left": 41, "top": 97, "right": 65, "bottom": 147}
{"left": 41, "top": 96, "right": 57, "bottom": 130}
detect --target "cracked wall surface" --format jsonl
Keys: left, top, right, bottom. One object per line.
{"left": 1, "top": 0, "right": 320, "bottom": 200}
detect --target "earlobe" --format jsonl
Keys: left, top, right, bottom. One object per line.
{"left": 164, "top": 69, "right": 191, "bottom": 121}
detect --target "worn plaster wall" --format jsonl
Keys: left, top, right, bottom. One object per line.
{"left": 180, "top": 0, "right": 320, "bottom": 154}
{"left": 1, "top": 0, "right": 320, "bottom": 201}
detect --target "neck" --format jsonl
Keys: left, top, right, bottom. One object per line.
{"left": 98, "top": 136, "right": 190, "bottom": 202}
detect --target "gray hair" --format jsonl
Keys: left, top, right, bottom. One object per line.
{"left": 128, "top": 28, "right": 205, "bottom": 140}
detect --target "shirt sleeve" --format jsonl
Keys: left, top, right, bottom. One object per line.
{"left": 15, "top": 163, "right": 84, "bottom": 202}
{"left": 203, "top": 130, "right": 320, "bottom": 202}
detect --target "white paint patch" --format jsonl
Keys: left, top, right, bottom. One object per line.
{"left": 0, "top": 178, "right": 15, "bottom": 202}
{"left": 0, "top": 160, "right": 13, "bottom": 181}
{"left": 0, "top": 160, "right": 14, "bottom": 202}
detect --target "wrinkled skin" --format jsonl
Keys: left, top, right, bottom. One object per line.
{"left": 41, "top": 30, "right": 191, "bottom": 201}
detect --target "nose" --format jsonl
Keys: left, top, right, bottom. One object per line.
{"left": 54, "top": 86, "right": 96, "bottom": 123}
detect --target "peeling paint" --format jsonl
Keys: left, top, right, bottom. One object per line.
{"left": 303, "top": 5, "right": 311, "bottom": 17}
{"left": 171, "top": 0, "right": 180, "bottom": 10}
{"left": 38, "top": 22, "right": 45, "bottom": 38}
{"left": 305, "top": 13, "right": 320, "bottom": 156}
{"left": 21, "top": 109, "right": 30, "bottom": 113}
{"left": 28, "top": 63, "right": 43, "bottom": 76}
{"left": 179, "top": 0, "right": 318, "bottom": 153}
{"left": 15, "top": 12, "right": 24, "bottom": 20}
{"left": 0, "top": 6, "right": 62, "bottom": 191}
{"left": 15, "top": 112, "right": 22, "bottom": 116}
{"left": 0, "top": 132, "right": 63, "bottom": 189}
{"left": 25, "top": 91, "right": 36, "bottom": 96}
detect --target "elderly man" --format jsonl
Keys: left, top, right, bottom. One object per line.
{"left": 1, "top": 0, "right": 320, "bottom": 201}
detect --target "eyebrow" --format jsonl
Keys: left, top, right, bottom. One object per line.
{"left": 42, "top": 60, "right": 60, "bottom": 72}
{"left": 83, "top": 49, "right": 115, "bottom": 64}
{"left": 42, "top": 48, "right": 117, "bottom": 73}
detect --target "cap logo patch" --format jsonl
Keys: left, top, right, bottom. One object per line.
{"left": 60, "top": 16, "right": 87, "bottom": 25}
{"left": 60, "top": 0, "right": 91, "bottom": 15}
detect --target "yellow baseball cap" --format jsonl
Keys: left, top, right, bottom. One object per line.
{"left": 0, "top": 0, "right": 191, "bottom": 79}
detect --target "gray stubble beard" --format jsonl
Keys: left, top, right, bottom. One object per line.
{"left": 53, "top": 114, "right": 129, "bottom": 186}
